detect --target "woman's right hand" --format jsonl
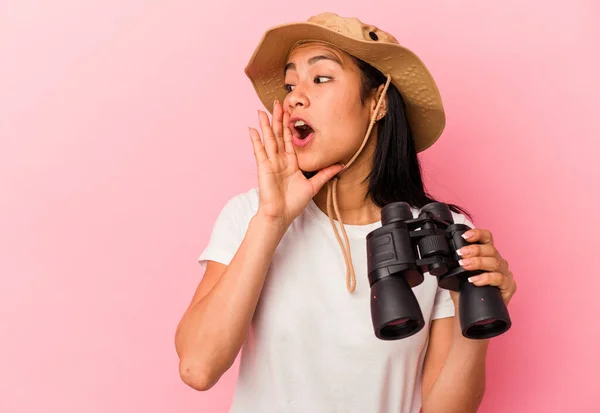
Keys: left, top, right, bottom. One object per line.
{"left": 249, "top": 100, "right": 344, "bottom": 229}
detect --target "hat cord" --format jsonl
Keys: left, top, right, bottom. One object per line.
{"left": 326, "top": 74, "right": 392, "bottom": 293}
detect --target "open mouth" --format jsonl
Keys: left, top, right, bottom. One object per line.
{"left": 292, "top": 120, "right": 314, "bottom": 140}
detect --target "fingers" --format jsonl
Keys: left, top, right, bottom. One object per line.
{"left": 459, "top": 256, "right": 507, "bottom": 274}
{"left": 466, "top": 270, "right": 517, "bottom": 306}
{"left": 467, "top": 271, "right": 507, "bottom": 288}
{"left": 468, "top": 270, "right": 516, "bottom": 293}
{"left": 456, "top": 243, "right": 497, "bottom": 259}
{"left": 282, "top": 110, "right": 295, "bottom": 154}
{"left": 458, "top": 227, "right": 517, "bottom": 305}
{"left": 258, "top": 110, "right": 278, "bottom": 158}
{"left": 271, "top": 100, "right": 285, "bottom": 154}
{"left": 462, "top": 228, "right": 494, "bottom": 245}
{"left": 249, "top": 127, "right": 268, "bottom": 164}
{"left": 308, "top": 164, "right": 345, "bottom": 195}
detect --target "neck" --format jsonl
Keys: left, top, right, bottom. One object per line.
{"left": 313, "top": 137, "right": 381, "bottom": 226}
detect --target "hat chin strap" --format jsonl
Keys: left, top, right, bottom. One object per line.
{"left": 326, "top": 74, "right": 392, "bottom": 293}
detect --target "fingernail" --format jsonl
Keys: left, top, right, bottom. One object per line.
{"left": 468, "top": 276, "right": 480, "bottom": 283}
{"left": 459, "top": 259, "right": 471, "bottom": 267}
{"left": 456, "top": 248, "right": 464, "bottom": 256}
{"left": 462, "top": 231, "right": 474, "bottom": 239}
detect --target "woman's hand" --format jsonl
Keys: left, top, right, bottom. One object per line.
{"left": 449, "top": 228, "right": 517, "bottom": 307}
{"left": 249, "top": 100, "right": 344, "bottom": 229}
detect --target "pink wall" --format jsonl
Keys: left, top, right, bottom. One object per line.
{"left": 1, "top": 1, "right": 598, "bottom": 412}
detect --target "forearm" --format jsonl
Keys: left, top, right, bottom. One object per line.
{"left": 176, "top": 214, "right": 287, "bottom": 389}
{"left": 422, "top": 313, "right": 489, "bottom": 413}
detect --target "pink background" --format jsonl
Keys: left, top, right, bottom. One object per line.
{"left": 1, "top": 1, "right": 599, "bottom": 412}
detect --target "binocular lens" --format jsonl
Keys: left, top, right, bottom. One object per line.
{"left": 459, "top": 282, "right": 511, "bottom": 339}
{"left": 464, "top": 319, "right": 510, "bottom": 339}
{"left": 379, "top": 318, "right": 422, "bottom": 340}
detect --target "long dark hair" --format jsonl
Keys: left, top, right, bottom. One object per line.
{"left": 302, "top": 57, "right": 472, "bottom": 222}
{"left": 355, "top": 57, "right": 472, "bottom": 221}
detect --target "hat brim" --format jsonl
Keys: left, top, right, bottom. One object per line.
{"left": 245, "top": 22, "right": 446, "bottom": 153}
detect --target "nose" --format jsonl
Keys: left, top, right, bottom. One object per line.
{"left": 286, "top": 85, "right": 310, "bottom": 111}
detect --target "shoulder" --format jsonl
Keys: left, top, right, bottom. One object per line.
{"left": 412, "top": 206, "right": 475, "bottom": 227}
{"left": 204, "top": 187, "right": 260, "bottom": 241}
{"left": 224, "top": 186, "right": 260, "bottom": 215}
{"left": 215, "top": 187, "right": 260, "bottom": 229}
{"left": 198, "top": 187, "right": 259, "bottom": 267}
{"left": 451, "top": 210, "right": 474, "bottom": 226}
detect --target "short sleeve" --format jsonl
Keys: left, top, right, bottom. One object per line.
{"left": 461, "top": 214, "right": 476, "bottom": 231}
{"left": 431, "top": 287, "right": 455, "bottom": 320}
{"left": 198, "top": 192, "right": 254, "bottom": 269}
{"left": 431, "top": 213, "right": 475, "bottom": 321}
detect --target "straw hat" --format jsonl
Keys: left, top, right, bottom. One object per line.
{"left": 245, "top": 12, "right": 446, "bottom": 152}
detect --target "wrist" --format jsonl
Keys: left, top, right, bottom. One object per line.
{"left": 251, "top": 213, "right": 290, "bottom": 237}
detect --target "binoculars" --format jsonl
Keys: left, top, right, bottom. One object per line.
{"left": 366, "top": 201, "right": 511, "bottom": 341}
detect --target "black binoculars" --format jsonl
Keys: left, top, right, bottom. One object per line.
{"left": 366, "top": 201, "right": 511, "bottom": 341}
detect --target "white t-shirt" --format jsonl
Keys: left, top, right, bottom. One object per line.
{"left": 199, "top": 187, "right": 473, "bottom": 413}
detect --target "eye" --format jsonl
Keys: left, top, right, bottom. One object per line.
{"left": 314, "top": 76, "right": 332, "bottom": 84}
{"left": 284, "top": 83, "right": 295, "bottom": 93}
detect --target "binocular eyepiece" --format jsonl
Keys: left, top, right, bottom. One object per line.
{"left": 366, "top": 202, "right": 511, "bottom": 341}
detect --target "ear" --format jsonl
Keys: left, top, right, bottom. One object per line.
{"left": 370, "top": 83, "right": 388, "bottom": 121}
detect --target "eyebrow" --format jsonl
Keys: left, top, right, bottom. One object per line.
{"left": 284, "top": 54, "right": 343, "bottom": 75}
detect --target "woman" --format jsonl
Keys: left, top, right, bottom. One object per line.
{"left": 175, "top": 12, "right": 517, "bottom": 413}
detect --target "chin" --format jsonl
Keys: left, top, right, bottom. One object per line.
{"left": 297, "top": 151, "right": 338, "bottom": 172}
{"left": 297, "top": 157, "right": 321, "bottom": 174}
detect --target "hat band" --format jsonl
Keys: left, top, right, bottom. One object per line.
{"left": 326, "top": 74, "right": 392, "bottom": 293}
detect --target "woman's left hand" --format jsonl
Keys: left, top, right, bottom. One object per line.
{"left": 449, "top": 228, "right": 517, "bottom": 307}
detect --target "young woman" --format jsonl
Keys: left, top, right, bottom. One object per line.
{"left": 175, "top": 12, "right": 517, "bottom": 413}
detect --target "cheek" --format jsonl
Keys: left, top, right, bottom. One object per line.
{"left": 325, "top": 98, "right": 368, "bottom": 144}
